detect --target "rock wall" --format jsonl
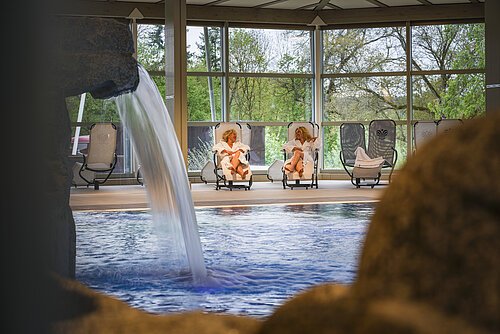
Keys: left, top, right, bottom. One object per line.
{"left": 47, "top": 17, "right": 138, "bottom": 279}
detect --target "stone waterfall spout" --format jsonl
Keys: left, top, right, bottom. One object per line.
{"left": 56, "top": 16, "right": 139, "bottom": 98}
{"left": 47, "top": 16, "right": 139, "bottom": 280}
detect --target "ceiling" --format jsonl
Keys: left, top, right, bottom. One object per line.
{"left": 64, "top": 1, "right": 484, "bottom": 25}
{"left": 111, "top": 0, "right": 484, "bottom": 11}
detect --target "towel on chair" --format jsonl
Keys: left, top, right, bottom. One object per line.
{"left": 354, "top": 147, "right": 385, "bottom": 168}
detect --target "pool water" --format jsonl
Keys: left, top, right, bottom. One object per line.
{"left": 74, "top": 203, "right": 374, "bottom": 318}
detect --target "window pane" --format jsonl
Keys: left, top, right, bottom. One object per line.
{"left": 394, "top": 124, "right": 407, "bottom": 168}
{"left": 137, "top": 24, "right": 165, "bottom": 72}
{"left": 66, "top": 94, "right": 121, "bottom": 124}
{"left": 229, "top": 28, "right": 311, "bottom": 73}
{"left": 412, "top": 23, "right": 485, "bottom": 71}
{"left": 323, "top": 27, "right": 406, "bottom": 74}
{"left": 187, "top": 126, "right": 214, "bottom": 171}
{"left": 229, "top": 77, "right": 312, "bottom": 122}
{"left": 187, "top": 26, "right": 222, "bottom": 72}
{"left": 323, "top": 76, "right": 406, "bottom": 122}
{"left": 187, "top": 76, "right": 223, "bottom": 121}
{"left": 322, "top": 125, "right": 342, "bottom": 169}
{"left": 260, "top": 125, "right": 288, "bottom": 167}
{"left": 412, "top": 73, "right": 485, "bottom": 120}
{"left": 151, "top": 75, "right": 166, "bottom": 101}
{"left": 69, "top": 124, "right": 90, "bottom": 155}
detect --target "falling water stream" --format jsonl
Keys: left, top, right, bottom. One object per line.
{"left": 114, "top": 65, "right": 208, "bottom": 284}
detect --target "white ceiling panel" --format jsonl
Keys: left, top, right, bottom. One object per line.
{"left": 428, "top": 0, "right": 471, "bottom": 4}
{"left": 378, "top": 0, "right": 424, "bottom": 6}
{"left": 329, "top": 0, "right": 378, "bottom": 9}
{"left": 216, "top": 0, "right": 276, "bottom": 7}
{"left": 116, "top": 0, "right": 160, "bottom": 3}
{"left": 264, "top": 0, "right": 320, "bottom": 10}
{"left": 102, "top": 0, "right": 484, "bottom": 9}
{"left": 186, "top": 0, "right": 213, "bottom": 5}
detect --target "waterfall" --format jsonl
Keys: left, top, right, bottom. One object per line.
{"left": 114, "top": 65, "right": 207, "bottom": 283}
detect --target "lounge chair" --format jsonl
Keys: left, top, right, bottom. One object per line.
{"left": 413, "top": 119, "right": 463, "bottom": 153}
{"left": 267, "top": 159, "right": 284, "bottom": 183}
{"left": 413, "top": 120, "right": 438, "bottom": 152}
{"left": 339, "top": 122, "right": 380, "bottom": 188}
{"left": 340, "top": 120, "right": 398, "bottom": 188}
{"left": 339, "top": 122, "right": 366, "bottom": 173}
{"left": 282, "top": 121, "right": 319, "bottom": 190}
{"left": 200, "top": 160, "right": 216, "bottom": 184}
{"left": 367, "top": 119, "right": 398, "bottom": 184}
{"left": 213, "top": 122, "right": 253, "bottom": 191}
{"left": 77, "top": 122, "right": 118, "bottom": 190}
{"left": 136, "top": 165, "right": 144, "bottom": 186}
{"left": 437, "top": 118, "right": 463, "bottom": 135}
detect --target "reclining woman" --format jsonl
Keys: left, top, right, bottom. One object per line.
{"left": 212, "top": 129, "right": 251, "bottom": 179}
{"left": 283, "top": 126, "right": 319, "bottom": 178}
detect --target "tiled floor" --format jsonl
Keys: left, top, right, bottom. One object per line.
{"left": 70, "top": 180, "right": 387, "bottom": 211}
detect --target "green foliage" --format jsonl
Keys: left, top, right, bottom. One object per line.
{"left": 425, "top": 24, "right": 485, "bottom": 119}
{"left": 66, "top": 94, "right": 119, "bottom": 129}
{"left": 137, "top": 24, "right": 165, "bottom": 71}
{"left": 229, "top": 29, "right": 269, "bottom": 72}
{"left": 428, "top": 73, "right": 485, "bottom": 119}
{"left": 322, "top": 127, "right": 341, "bottom": 169}
{"left": 264, "top": 127, "right": 288, "bottom": 165}
{"left": 187, "top": 76, "right": 222, "bottom": 121}
{"left": 188, "top": 27, "right": 222, "bottom": 71}
{"left": 151, "top": 76, "right": 166, "bottom": 100}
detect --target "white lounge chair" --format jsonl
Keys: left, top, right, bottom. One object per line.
{"left": 282, "top": 121, "right": 319, "bottom": 190}
{"left": 413, "top": 120, "right": 438, "bottom": 152}
{"left": 212, "top": 122, "right": 253, "bottom": 191}
{"left": 77, "top": 122, "right": 118, "bottom": 190}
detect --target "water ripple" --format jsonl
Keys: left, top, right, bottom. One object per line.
{"left": 75, "top": 203, "right": 373, "bottom": 318}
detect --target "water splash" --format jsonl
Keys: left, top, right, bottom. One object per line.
{"left": 114, "top": 65, "right": 207, "bottom": 283}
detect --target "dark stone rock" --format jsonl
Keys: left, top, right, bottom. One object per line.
{"left": 355, "top": 112, "right": 500, "bottom": 332}
{"left": 54, "top": 17, "right": 139, "bottom": 99}
{"left": 41, "top": 16, "right": 139, "bottom": 281}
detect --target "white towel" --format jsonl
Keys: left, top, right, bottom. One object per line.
{"left": 354, "top": 147, "right": 385, "bottom": 168}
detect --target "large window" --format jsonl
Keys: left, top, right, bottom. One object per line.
{"left": 322, "top": 26, "right": 408, "bottom": 169}
{"left": 322, "top": 22, "right": 484, "bottom": 170}
{"left": 186, "top": 25, "right": 224, "bottom": 170}
{"left": 229, "top": 28, "right": 311, "bottom": 74}
{"left": 73, "top": 20, "right": 484, "bottom": 177}
{"left": 187, "top": 26, "right": 314, "bottom": 170}
{"left": 411, "top": 23, "right": 485, "bottom": 121}
{"left": 185, "top": 22, "right": 485, "bottom": 172}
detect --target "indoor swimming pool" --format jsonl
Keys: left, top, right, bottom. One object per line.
{"left": 74, "top": 203, "right": 374, "bottom": 318}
